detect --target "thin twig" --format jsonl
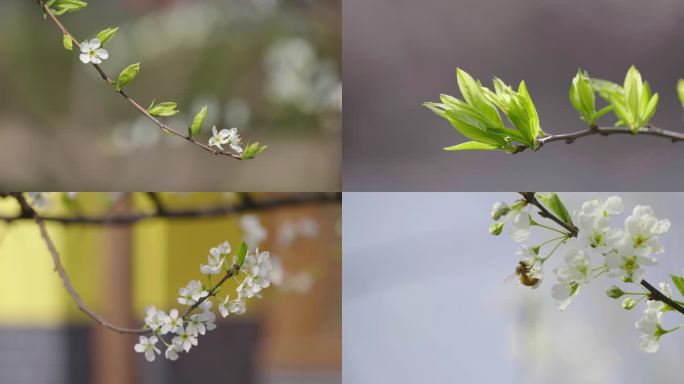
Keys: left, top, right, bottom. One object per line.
{"left": 519, "top": 192, "right": 578, "bottom": 236}
{"left": 640, "top": 279, "right": 684, "bottom": 316}
{"left": 14, "top": 192, "right": 147, "bottom": 334}
{"left": 37, "top": 0, "right": 244, "bottom": 159}
{"left": 513, "top": 125, "right": 684, "bottom": 154}
{"left": 0, "top": 193, "right": 340, "bottom": 225}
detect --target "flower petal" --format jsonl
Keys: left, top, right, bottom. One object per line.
{"left": 89, "top": 39, "right": 101, "bottom": 49}
{"left": 90, "top": 57, "right": 102, "bottom": 65}
{"left": 230, "top": 144, "right": 243, "bottom": 153}
{"left": 79, "top": 54, "right": 91, "bottom": 64}
{"left": 80, "top": 41, "right": 90, "bottom": 53}
{"left": 96, "top": 48, "right": 108, "bottom": 60}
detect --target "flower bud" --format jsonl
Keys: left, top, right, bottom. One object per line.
{"left": 606, "top": 285, "right": 625, "bottom": 299}
{"left": 491, "top": 202, "right": 510, "bottom": 221}
{"left": 489, "top": 222, "right": 504, "bottom": 236}
{"left": 622, "top": 297, "right": 637, "bottom": 310}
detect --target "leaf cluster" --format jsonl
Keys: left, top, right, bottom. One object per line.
{"left": 424, "top": 68, "right": 542, "bottom": 152}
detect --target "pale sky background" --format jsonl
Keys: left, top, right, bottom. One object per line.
{"left": 343, "top": 193, "right": 684, "bottom": 383}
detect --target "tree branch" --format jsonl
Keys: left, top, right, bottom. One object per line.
{"left": 37, "top": 0, "right": 246, "bottom": 159}
{"left": 640, "top": 279, "right": 684, "bottom": 316}
{"left": 512, "top": 125, "right": 684, "bottom": 154}
{"left": 14, "top": 192, "right": 147, "bottom": 334}
{"left": 0, "top": 193, "right": 340, "bottom": 225}
{"left": 519, "top": 192, "right": 578, "bottom": 237}
{"left": 12, "top": 192, "right": 268, "bottom": 334}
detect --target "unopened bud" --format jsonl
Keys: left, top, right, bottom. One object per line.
{"left": 622, "top": 297, "right": 637, "bottom": 310}
{"left": 606, "top": 285, "right": 625, "bottom": 299}
{"left": 491, "top": 202, "right": 510, "bottom": 220}
{"left": 489, "top": 222, "right": 504, "bottom": 236}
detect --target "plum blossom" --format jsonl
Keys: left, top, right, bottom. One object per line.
{"left": 219, "top": 295, "right": 247, "bottom": 317}
{"left": 208, "top": 126, "right": 243, "bottom": 153}
{"left": 551, "top": 249, "right": 592, "bottom": 310}
{"left": 144, "top": 306, "right": 166, "bottom": 331}
{"left": 172, "top": 327, "right": 198, "bottom": 352}
{"left": 79, "top": 38, "right": 108, "bottom": 64}
{"left": 622, "top": 205, "right": 670, "bottom": 256}
{"left": 509, "top": 209, "right": 531, "bottom": 243}
{"left": 134, "top": 336, "right": 160, "bottom": 362}
{"left": 164, "top": 344, "right": 181, "bottom": 361}
{"left": 178, "top": 280, "right": 208, "bottom": 305}
{"left": 635, "top": 300, "right": 666, "bottom": 353}
{"left": 240, "top": 215, "right": 267, "bottom": 249}
{"left": 160, "top": 309, "right": 183, "bottom": 335}
{"left": 200, "top": 246, "right": 225, "bottom": 275}
{"left": 574, "top": 196, "right": 622, "bottom": 255}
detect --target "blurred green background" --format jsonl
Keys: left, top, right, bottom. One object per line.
{"left": 0, "top": 192, "right": 341, "bottom": 384}
{"left": 0, "top": 0, "right": 340, "bottom": 191}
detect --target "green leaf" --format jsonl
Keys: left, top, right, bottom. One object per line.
{"left": 455, "top": 68, "right": 504, "bottom": 129}
{"left": 592, "top": 78, "right": 623, "bottom": 101}
{"left": 235, "top": 241, "right": 248, "bottom": 267}
{"left": 115, "top": 62, "right": 140, "bottom": 91}
{"left": 641, "top": 92, "right": 658, "bottom": 126}
{"left": 537, "top": 193, "right": 572, "bottom": 225}
{"left": 96, "top": 27, "right": 119, "bottom": 46}
{"left": 671, "top": 274, "right": 684, "bottom": 298}
{"left": 62, "top": 34, "right": 72, "bottom": 51}
{"left": 444, "top": 141, "right": 500, "bottom": 151}
{"left": 147, "top": 101, "right": 179, "bottom": 117}
{"left": 569, "top": 69, "right": 598, "bottom": 124}
{"left": 241, "top": 142, "right": 267, "bottom": 159}
{"left": 49, "top": 0, "right": 87, "bottom": 15}
{"left": 678, "top": 79, "right": 684, "bottom": 108}
{"left": 189, "top": 105, "right": 208, "bottom": 137}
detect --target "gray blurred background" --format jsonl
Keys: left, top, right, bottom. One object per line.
{"left": 0, "top": 0, "right": 340, "bottom": 191}
{"left": 344, "top": 193, "right": 684, "bottom": 383}
{"left": 343, "top": 0, "right": 684, "bottom": 191}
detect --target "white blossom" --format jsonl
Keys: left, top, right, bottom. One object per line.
{"left": 635, "top": 300, "right": 665, "bottom": 353}
{"left": 172, "top": 327, "right": 199, "bottom": 352}
{"left": 605, "top": 242, "right": 656, "bottom": 283}
{"left": 218, "top": 295, "right": 247, "bottom": 317}
{"left": 200, "top": 247, "right": 225, "bottom": 276}
{"left": 574, "top": 197, "right": 623, "bottom": 255}
{"left": 551, "top": 249, "right": 591, "bottom": 310}
{"left": 134, "top": 336, "right": 160, "bottom": 362}
{"left": 144, "top": 306, "right": 166, "bottom": 331}
{"left": 240, "top": 215, "right": 267, "bottom": 249}
{"left": 164, "top": 344, "right": 181, "bottom": 361}
{"left": 509, "top": 209, "right": 531, "bottom": 243}
{"left": 623, "top": 205, "right": 670, "bottom": 256}
{"left": 79, "top": 38, "right": 108, "bottom": 64}
{"left": 160, "top": 308, "right": 183, "bottom": 335}
{"left": 277, "top": 218, "right": 319, "bottom": 246}
{"left": 208, "top": 126, "right": 243, "bottom": 153}
{"left": 178, "top": 280, "right": 209, "bottom": 305}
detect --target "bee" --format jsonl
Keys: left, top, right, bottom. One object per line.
{"left": 505, "top": 259, "right": 542, "bottom": 288}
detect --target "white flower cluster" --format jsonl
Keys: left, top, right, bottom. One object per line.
{"left": 491, "top": 194, "right": 682, "bottom": 353}
{"left": 550, "top": 198, "right": 669, "bottom": 310}
{"left": 134, "top": 240, "right": 273, "bottom": 362}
